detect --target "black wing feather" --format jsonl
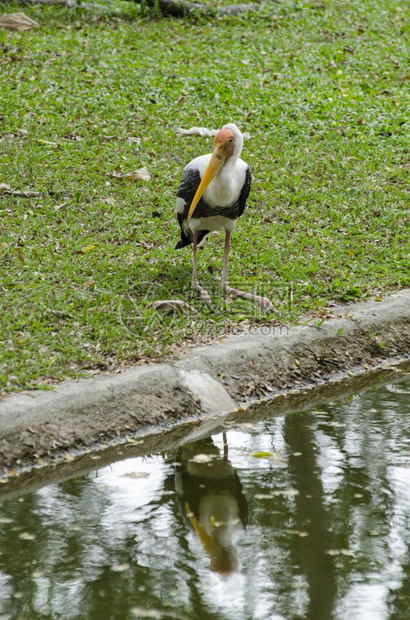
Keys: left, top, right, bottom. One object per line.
{"left": 237, "top": 166, "right": 252, "bottom": 218}
{"left": 175, "top": 167, "right": 210, "bottom": 249}
{"left": 177, "top": 167, "right": 200, "bottom": 219}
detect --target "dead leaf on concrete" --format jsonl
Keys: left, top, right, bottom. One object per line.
{"left": 0, "top": 12, "right": 39, "bottom": 32}
{"left": 111, "top": 167, "right": 150, "bottom": 181}
{"left": 149, "top": 300, "right": 197, "bottom": 315}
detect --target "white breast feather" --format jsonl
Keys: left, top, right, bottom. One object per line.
{"left": 185, "top": 155, "right": 247, "bottom": 208}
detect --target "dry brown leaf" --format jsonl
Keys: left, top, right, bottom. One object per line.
{"left": 19, "top": 532, "right": 36, "bottom": 541}
{"left": 0, "top": 184, "right": 40, "bottom": 198}
{"left": 35, "top": 138, "right": 58, "bottom": 146}
{"left": 111, "top": 563, "right": 130, "bottom": 572}
{"left": 177, "top": 126, "right": 251, "bottom": 139}
{"left": 124, "top": 168, "right": 151, "bottom": 181}
{"left": 75, "top": 244, "right": 95, "bottom": 254}
{"left": 121, "top": 472, "right": 149, "bottom": 479}
{"left": 149, "top": 300, "right": 197, "bottom": 315}
{"left": 101, "top": 135, "right": 117, "bottom": 142}
{"left": 0, "top": 12, "right": 39, "bottom": 32}
{"left": 53, "top": 202, "right": 68, "bottom": 211}
{"left": 111, "top": 167, "right": 150, "bottom": 181}
{"left": 13, "top": 190, "right": 41, "bottom": 198}
{"left": 176, "top": 126, "right": 218, "bottom": 137}
{"left": 111, "top": 166, "right": 122, "bottom": 177}
{"left": 20, "top": 191, "right": 39, "bottom": 198}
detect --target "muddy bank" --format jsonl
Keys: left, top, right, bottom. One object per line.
{"left": 0, "top": 289, "right": 409, "bottom": 477}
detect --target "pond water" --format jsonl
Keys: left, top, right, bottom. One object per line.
{"left": 1, "top": 377, "right": 410, "bottom": 620}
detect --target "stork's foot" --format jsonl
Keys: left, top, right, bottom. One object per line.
{"left": 193, "top": 281, "right": 212, "bottom": 306}
{"left": 223, "top": 284, "right": 275, "bottom": 313}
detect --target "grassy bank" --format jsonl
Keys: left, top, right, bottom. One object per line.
{"left": 0, "top": 0, "right": 409, "bottom": 394}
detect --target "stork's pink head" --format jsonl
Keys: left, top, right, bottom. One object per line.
{"left": 213, "top": 128, "right": 236, "bottom": 161}
{"left": 186, "top": 124, "right": 243, "bottom": 220}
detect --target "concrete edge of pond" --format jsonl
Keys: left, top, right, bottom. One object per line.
{"left": 1, "top": 360, "right": 409, "bottom": 503}
{"left": 0, "top": 288, "right": 409, "bottom": 476}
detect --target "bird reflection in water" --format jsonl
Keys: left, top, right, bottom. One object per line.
{"left": 173, "top": 433, "right": 248, "bottom": 574}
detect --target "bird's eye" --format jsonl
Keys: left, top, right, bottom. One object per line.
{"left": 228, "top": 137, "right": 233, "bottom": 144}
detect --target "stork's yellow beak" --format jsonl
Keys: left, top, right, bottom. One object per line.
{"left": 187, "top": 150, "right": 226, "bottom": 220}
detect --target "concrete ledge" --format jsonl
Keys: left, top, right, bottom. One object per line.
{"left": 1, "top": 289, "right": 409, "bottom": 474}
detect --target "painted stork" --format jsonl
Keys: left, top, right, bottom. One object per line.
{"left": 175, "top": 123, "right": 274, "bottom": 311}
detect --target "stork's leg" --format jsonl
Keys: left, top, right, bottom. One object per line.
{"left": 221, "top": 230, "right": 275, "bottom": 312}
{"left": 192, "top": 230, "right": 212, "bottom": 306}
{"left": 223, "top": 432, "right": 228, "bottom": 461}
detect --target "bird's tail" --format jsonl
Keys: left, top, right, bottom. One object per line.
{"left": 175, "top": 238, "right": 190, "bottom": 249}
{"left": 175, "top": 230, "right": 210, "bottom": 250}
{"left": 175, "top": 233, "right": 192, "bottom": 249}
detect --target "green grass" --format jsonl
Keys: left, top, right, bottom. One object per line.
{"left": 0, "top": 0, "right": 409, "bottom": 395}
